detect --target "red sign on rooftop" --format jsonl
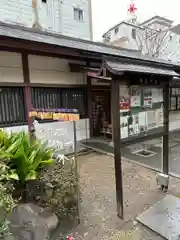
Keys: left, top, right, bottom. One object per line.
{"left": 128, "top": 3, "right": 137, "bottom": 14}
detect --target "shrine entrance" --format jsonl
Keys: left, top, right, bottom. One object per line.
{"left": 82, "top": 57, "right": 180, "bottom": 221}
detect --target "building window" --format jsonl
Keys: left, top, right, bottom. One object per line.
{"left": 115, "top": 27, "right": 119, "bottom": 34}
{"left": 132, "top": 28, "right": 136, "bottom": 39}
{"left": 31, "top": 87, "right": 87, "bottom": 121}
{"left": 74, "top": 8, "right": 83, "bottom": 21}
{"left": 42, "top": 0, "right": 47, "bottom": 3}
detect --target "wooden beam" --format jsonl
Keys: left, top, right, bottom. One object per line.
{"left": 0, "top": 38, "right": 102, "bottom": 63}
{"left": 0, "top": 82, "right": 25, "bottom": 87}
{"left": 87, "top": 74, "right": 112, "bottom": 82}
{"left": 0, "top": 46, "right": 103, "bottom": 65}
{"left": 22, "top": 53, "right": 32, "bottom": 132}
{"left": 111, "top": 77, "right": 124, "bottom": 219}
{"left": 69, "top": 63, "right": 100, "bottom": 73}
{"left": 29, "top": 83, "right": 86, "bottom": 88}
{"left": 0, "top": 36, "right": 80, "bottom": 57}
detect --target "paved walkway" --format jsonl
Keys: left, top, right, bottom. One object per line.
{"left": 82, "top": 130, "right": 180, "bottom": 176}
{"left": 59, "top": 152, "right": 180, "bottom": 240}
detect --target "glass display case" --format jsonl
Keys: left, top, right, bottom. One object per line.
{"left": 169, "top": 87, "right": 180, "bottom": 111}
{"left": 119, "top": 84, "right": 164, "bottom": 172}
{"left": 177, "top": 97, "right": 180, "bottom": 110}
{"left": 119, "top": 84, "right": 164, "bottom": 140}
{"left": 170, "top": 97, "right": 177, "bottom": 110}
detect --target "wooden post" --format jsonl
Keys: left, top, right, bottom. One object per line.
{"left": 22, "top": 53, "right": 33, "bottom": 134}
{"left": 109, "top": 83, "right": 114, "bottom": 146}
{"left": 111, "top": 77, "right": 124, "bottom": 219}
{"left": 162, "top": 81, "right": 169, "bottom": 175}
{"left": 87, "top": 76, "right": 93, "bottom": 137}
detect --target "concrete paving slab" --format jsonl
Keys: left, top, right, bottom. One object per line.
{"left": 137, "top": 195, "right": 180, "bottom": 240}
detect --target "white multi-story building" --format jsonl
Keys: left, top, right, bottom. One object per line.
{"left": 102, "top": 15, "right": 180, "bottom": 62}
{"left": 0, "top": 0, "right": 93, "bottom": 40}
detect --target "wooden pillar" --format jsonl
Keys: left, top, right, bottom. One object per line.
{"left": 87, "top": 76, "right": 93, "bottom": 137}
{"left": 162, "top": 81, "right": 169, "bottom": 175}
{"left": 111, "top": 77, "right": 124, "bottom": 219}
{"left": 109, "top": 83, "right": 114, "bottom": 146}
{"left": 22, "top": 53, "right": 32, "bottom": 132}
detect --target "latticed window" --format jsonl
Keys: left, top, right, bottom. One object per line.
{"left": 31, "top": 87, "right": 87, "bottom": 119}
{"left": 0, "top": 87, "right": 26, "bottom": 126}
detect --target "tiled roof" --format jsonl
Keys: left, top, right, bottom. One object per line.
{"left": 0, "top": 21, "right": 179, "bottom": 69}
{"left": 105, "top": 60, "right": 179, "bottom": 76}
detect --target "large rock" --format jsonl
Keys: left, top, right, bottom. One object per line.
{"left": 9, "top": 203, "right": 58, "bottom": 240}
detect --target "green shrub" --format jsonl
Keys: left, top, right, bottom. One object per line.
{"left": 40, "top": 156, "right": 79, "bottom": 221}
{"left": 0, "top": 182, "right": 15, "bottom": 237}
{"left": 0, "top": 130, "right": 54, "bottom": 185}
{"left": 0, "top": 163, "right": 15, "bottom": 238}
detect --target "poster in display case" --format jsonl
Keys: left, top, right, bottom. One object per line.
{"left": 171, "top": 97, "right": 177, "bottom": 110}
{"left": 143, "top": 87, "right": 152, "bottom": 108}
{"left": 119, "top": 85, "right": 164, "bottom": 140}
{"left": 137, "top": 108, "right": 163, "bottom": 132}
{"left": 152, "top": 88, "right": 163, "bottom": 103}
{"left": 120, "top": 97, "right": 130, "bottom": 112}
{"left": 120, "top": 116, "right": 128, "bottom": 139}
{"left": 120, "top": 85, "right": 130, "bottom": 112}
{"left": 155, "top": 106, "right": 163, "bottom": 127}
{"left": 138, "top": 112, "right": 148, "bottom": 132}
{"left": 146, "top": 110, "right": 156, "bottom": 130}
{"left": 130, "top": 86, "right": 141, "bottom": 107}
{"left": 128, "top": 114, "right": 140, "bottom": 136}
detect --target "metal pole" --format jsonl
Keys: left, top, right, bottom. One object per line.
{"left": 111, "top": 78, "right": 124, "bottom": 219}
{"left": 29, "top": 116, "right": 36, "bottom": 142}
{"left": 162, "top": 82, "right": 169, "bottom": 175}
{"left": 73, "top": 120, "right": 80, "bottom": 224}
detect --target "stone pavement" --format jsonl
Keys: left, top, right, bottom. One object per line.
{"left": 81, "top": 130, "right": 180, "bottom": 176}
{"left": 56, "top": 152, "right": 180, "bottom": 240}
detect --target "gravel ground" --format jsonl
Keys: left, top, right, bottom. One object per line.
{"left": 66, "top": 152, "right": 180, "bottom": 240}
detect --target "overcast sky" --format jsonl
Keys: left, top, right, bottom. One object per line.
{"left": 91, "top": 0, "right": 180, "bottom": 41}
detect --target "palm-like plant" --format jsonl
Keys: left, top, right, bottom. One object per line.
{"left": 0, "top": 130, "right": 54, "bottom": 185}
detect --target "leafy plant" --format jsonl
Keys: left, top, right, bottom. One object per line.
{"left": 0, "top": 182, "right": 15, "bottom": 218}
{"left": 40, "top": 156, "right": 79, "bottom": 220}
{"left": 0, "top": 130, "right": 54, "bottom": 184}
{"left": 0, "top": 162, "right": 15, "bottom": 238}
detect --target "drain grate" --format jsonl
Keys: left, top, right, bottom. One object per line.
{"left": 132, "top": 149, "right": 156, "bottom": 158}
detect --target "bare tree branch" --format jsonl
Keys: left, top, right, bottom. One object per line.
{"left": 134, "top": 25, "right": 171, "bottom": 57}
{"left": 110, "top": 21, "right": 180, "bottom": 61}
{"left": 153, "top": 30, "right": 169, "bottom": 57}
